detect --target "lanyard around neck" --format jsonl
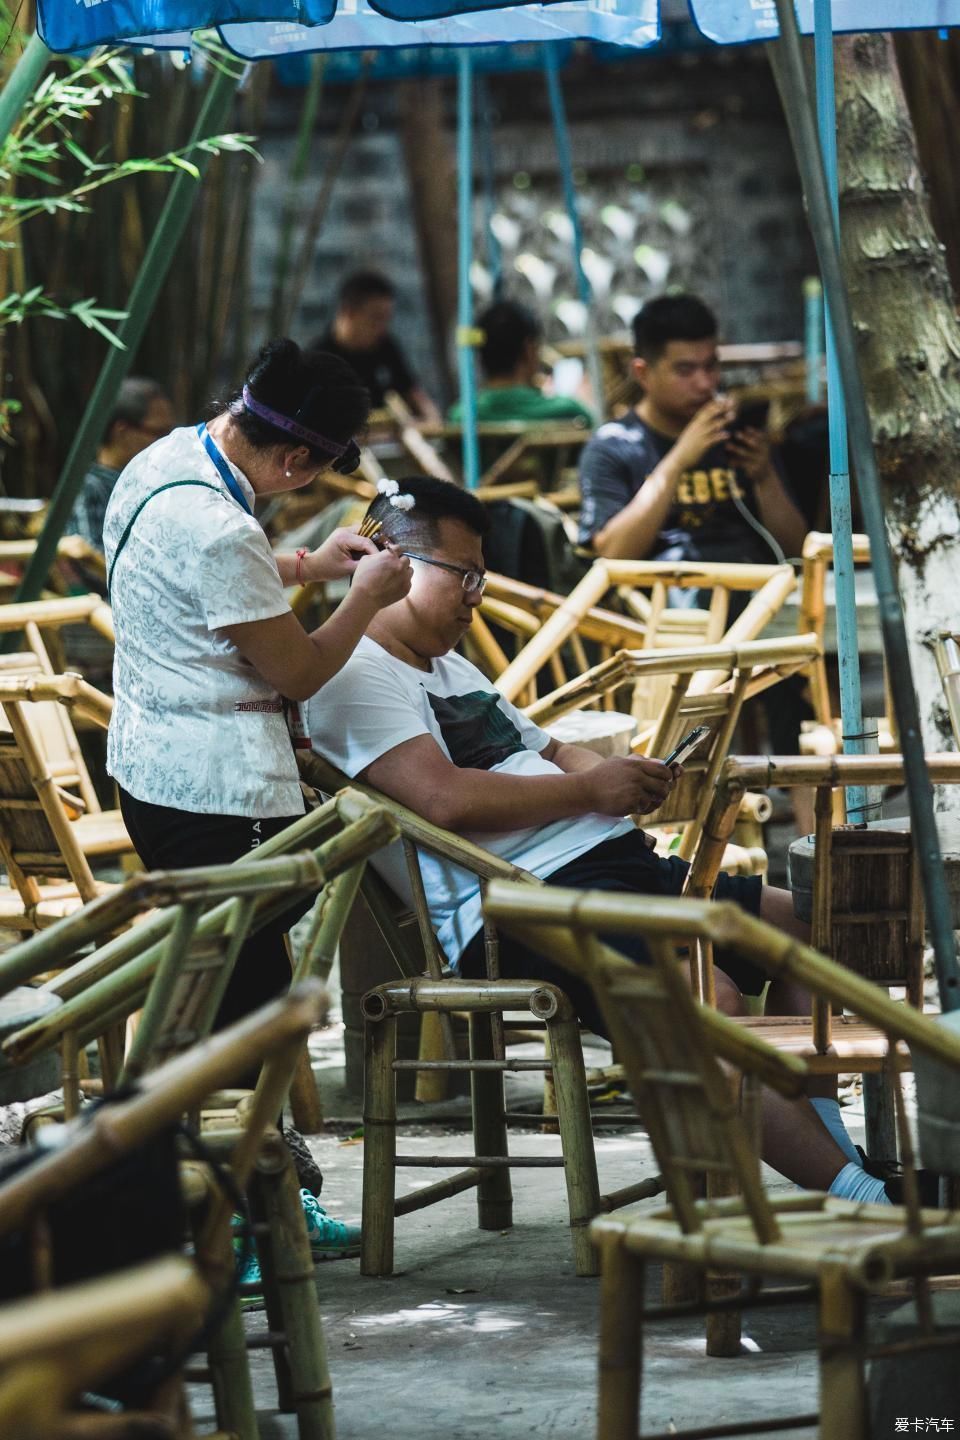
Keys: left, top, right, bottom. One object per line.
{"left": 197, "top": 422, "right": 253, "bottom": 515}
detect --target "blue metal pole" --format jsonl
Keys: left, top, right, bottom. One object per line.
{"left": 543, "top": 45, "right": 605, "bottom": 419}
{"left": 457, "top": 50, "right": 480, "bottom": 491}
{"left": 813, "top": 0, "right": 869, "bottom": 824}
{"left": 476, "top": 76, "right": 504, "bottom": 300}
{"left": 803, "top": 277, "right": 823, "bottom": 405}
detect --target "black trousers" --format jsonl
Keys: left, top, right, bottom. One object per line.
{"left": 119, "top": 789, "right": 312, "bottom": 1035}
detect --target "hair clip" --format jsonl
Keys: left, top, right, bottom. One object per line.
{"left": 377, "top": 478, "right": 399, "bottom": 497}
{"left": 390, "top": 493, "right": 415, "bottom": 512}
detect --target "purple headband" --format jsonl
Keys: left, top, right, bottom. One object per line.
{"left": 240, "top": 384, "right": 348, "bottom": 459}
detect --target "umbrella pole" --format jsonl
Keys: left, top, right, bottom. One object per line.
{"left": 543, "top": 45, "right": 605, "bottom": 420}
{"left": 457, "top": 50, "right": 480, "bottom": 490}
{"left": 0, "top": 31, "right": 50, "bottom": 149}
{"left": 812, "top": 0, "right": 869, "bottom": 824}
{"left": 12, "top": 55, "right": 243, "bottom": 610}
{"left": 476, "top": 75, "right": 504, "bottom": 301}
{"left": 771, "top": 0, "right": 960, "bottom": 1011}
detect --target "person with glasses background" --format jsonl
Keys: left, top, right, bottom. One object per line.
{"left": 103, "top": 339, "right": 412, "bottom": 1262}
{"left": 66, "top": 376, "right": 177, "bottom": 559}
{"left": 307, "top": 474, "right": 903, "bottom": 1208}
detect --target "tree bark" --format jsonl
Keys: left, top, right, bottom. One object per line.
{"left": 894, "top": 30, "right": 960, "bottom": 305}
{"left": 834, "top": 31, "right": 960, "bottom": 793}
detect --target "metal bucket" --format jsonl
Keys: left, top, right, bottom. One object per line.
{"left": 0, "top": 987, "right": 62, "bottom": 1106}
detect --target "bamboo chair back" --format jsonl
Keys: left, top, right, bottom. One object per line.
{"left": 490, "top": 557, "right": 798, "bottom": 712}
{"left": 684, "top": 754, "right": 960, "bottom": 1019}
{"left": 482, "top": 883, "right": 803, "bottom": 1243}
{"left": 484, "top": 880, "right": 960, "bottom": 1240}
{"left": 0, "top": 795, "right": 397, "bottom": 1103}
{"left": 526, "top": 635, "right": 819, "bottom": 863}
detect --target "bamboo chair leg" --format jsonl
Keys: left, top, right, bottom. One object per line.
{"left": 414, "top": 1011, "right": 449, "bottom": 1105}
{"left": 541, "top": 1029, "right": 558, "bottom": 1129}
{"left": 289, "top": 1042, "right": 325, "bottom": 1137}
{"left": 818, "top": 1271, "right": 867, "bottom": 1440}
{"left": 258, "top": 1156, "right": 335, "bottom": 1440}
{"left": 547, "top": 1013, "right": 600, "bottom": 1277}
{"left": 248, "top": 1172, "right": 295, "bottom": 1415}
{"left": 97, "top": 1024, "right": 124, "bottom": 1094}
{"left": 863, "top": 1069, "right": 898, "bottom": 1162}
{"left": 597, "top": 1237, "right": 644, "bottom": 1440}
{"left": 704, "top": 1170, "right": 742, "bottom": 1357}
{"left": 206, "top": 1295, "right": 259, "bottom": 1440}
{"left": 469, "top": 1012, "right": 513, "bottom": 1231}
{"left": 361, "top": 1015, "right": 398, "bottom": 1276}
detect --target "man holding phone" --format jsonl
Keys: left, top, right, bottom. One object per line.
{"left": 578, "top": 293, "right": 807, "bottom": 567}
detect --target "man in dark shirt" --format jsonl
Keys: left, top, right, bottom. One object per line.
{"left": 578, "top": 293, "right": 806, "bottom": 568}
{"left": 308, "top": 270, "right": 439, "bottom": 421}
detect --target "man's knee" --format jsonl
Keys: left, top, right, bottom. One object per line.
{"left": 759, "top": 883, "right": 809, "bottom": 941}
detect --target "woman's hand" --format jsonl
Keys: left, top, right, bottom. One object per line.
{"left": 306, "top": 527, "right": 380, "bottom": 582}
{"left": 351, "top": 544, "right": 413, "bottom": 611}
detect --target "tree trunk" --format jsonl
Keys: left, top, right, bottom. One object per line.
{"left": 894, "top": 30, "right": 960, "bottom": 306}
{"left": 834, "top": 31, "right": 960, "bottom": 800}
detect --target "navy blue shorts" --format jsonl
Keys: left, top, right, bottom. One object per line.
{"left": 459, "top": 829, "right": 765, "bottom": 1039}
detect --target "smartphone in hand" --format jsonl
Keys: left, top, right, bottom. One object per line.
{"left": 663, "top": 724, "right": 711, "bottom": 767}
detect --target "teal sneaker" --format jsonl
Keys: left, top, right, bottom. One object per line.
{"left": 300, "top": 1189, "right": 361, "bottom": 1260}
{"left": 232, "top": 1214, "right": 264, "bottom": 1310}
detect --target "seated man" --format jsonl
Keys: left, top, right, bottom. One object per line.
{"left": 449, "top": 298, "right": 593, "bottom": 428}
{"left": 308, "top": 475, "right": 895, "bottom": 1207}
{"left": 307, "top": 269, "right": 439, "bottom": 422}
{"left": 578, "top": 292, "right": 806, "bottom": 567}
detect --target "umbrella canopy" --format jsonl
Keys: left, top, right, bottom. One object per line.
{"left": 39, "top": 0, "right": 658, "bottom": 56}
{"left": 692, "top": 0, "right": 960, "bottom": 43}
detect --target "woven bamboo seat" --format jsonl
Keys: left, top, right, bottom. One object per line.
{"left": 483, "top": 881, "right": 960, "bottom": 1440}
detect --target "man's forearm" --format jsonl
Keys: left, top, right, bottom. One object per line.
{"left": 592, "top": 455, "right": 681, "bottom": 559}
{"left": 417, "top": 766, "right": 599, "bottom": 833}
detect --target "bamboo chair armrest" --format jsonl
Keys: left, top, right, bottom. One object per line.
{"left": 299, "top": 750, "right": 540, "bottom": 886}
{"left": 718, "top": 753, "right": 960, "bottom": 790}
{"left": 0, "top": 672, "right": 113, "bottom": 728}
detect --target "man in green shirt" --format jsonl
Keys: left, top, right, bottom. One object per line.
{"left": 449, "top": 298, "right": 593, "bottom": 427}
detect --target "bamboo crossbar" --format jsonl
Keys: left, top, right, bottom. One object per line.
{"left": 362, "top": 976, "right": 569, "bottom": 1021}
{"left": 395, "top": 1154, "right": 565, "bottom": 1168}
{"left": 0, "top": 673, "right": 113, "bottom": 728}
{"left": 0, "top": 594, "right": 114, "bottom": 637}
{"left": 720, "top": 753, "right": 960, "bottom": 789}
{"left": 525, "top": 636, "right": 820, "bottom": 726}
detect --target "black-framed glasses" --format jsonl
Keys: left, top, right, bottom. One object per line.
{"left": 402, "top": 552, "right": 487, "bottom": 595}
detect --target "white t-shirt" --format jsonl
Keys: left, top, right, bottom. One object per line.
{"left": 306, "top": 637, "right": 631, "bottom": 963}
{"left": 104, "top": 424, "right": 303, "bottom": 818}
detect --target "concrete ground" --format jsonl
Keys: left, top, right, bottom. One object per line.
{"left": 188, "top": 1013, "right": 874, "bottom": 1439}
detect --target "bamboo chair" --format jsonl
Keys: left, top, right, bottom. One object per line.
{"left": 0, "top": 983, "right": 326, "bottom": 1440}
{"left": 419, "top": 419, "right": 589, "bottom": 490}
{"left": 0, "top": 1257, "right": 209, "bottom": 1440}
{"left": 483, "top": 879, "right": 960, "bottom": 1440}
{"left": 298, "top": 751, "right": 660, "bottom": 1279}
{"left": 798, "top": 532, "right": 895, "bottom": 758}
{"left": 526, "top": 635, "right": 820, "bottom": 866}
{"left": 0, "top": 675, "right": 131, "bottom": 930}
{"left": 490, "top": 557, "right": 798, "bottom": 711}
{"left": 0, "top": 791, "right": 397, "bottom": 1116}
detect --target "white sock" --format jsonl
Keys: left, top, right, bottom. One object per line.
{"left": 809, "top": 1096, "right": 862, "bottom": 1165}
{"left": 828, "top": 1160, "right": 891, "bottom": 1206}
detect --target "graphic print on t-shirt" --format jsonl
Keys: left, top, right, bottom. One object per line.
{"left": 427, "top": 690, "right": 526, "bottom": 771}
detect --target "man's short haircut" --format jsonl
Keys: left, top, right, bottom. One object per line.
{"left": 364, "top": 476, "right": 490, "bottom": 551}
{"left": 104, "top": 377, "right": 167, "bottom": 441}
{"left": 632, "top": 293, "right": 717, "bottom": 363}
{"left": 337, "top": 270, "right": 396, "bottom": 311}
{"left": 478, "top": 299, "right": 541, "bottom": 379}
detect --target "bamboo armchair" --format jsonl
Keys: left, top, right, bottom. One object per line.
{"left": 526, "top": 635, "right": 819, "bottom": 867}
{"left": 0, "top": 674, "right": 135, "bottom": 931}
{"left": 0, "top": 984, "right": 327, "bottom": 1440}
{"left": 298, "top": 751, "right": 660, "bottom": 1278}
{"left": 419, "top": 418, "right": 589, "bottom": 490}
{"left": 483, "top": 880, "right": 960, "bottom": 1440}
{"left": 490, "top": 557, "right": 798, "bottom": 710}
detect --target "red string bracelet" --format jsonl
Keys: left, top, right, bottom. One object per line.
{"left": 296, "top": 548, "right": 308, "bottom": 584}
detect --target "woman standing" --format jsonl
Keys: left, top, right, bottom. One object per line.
{"left": 105, "top": 338, "right": 410, "bottom": 1032}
